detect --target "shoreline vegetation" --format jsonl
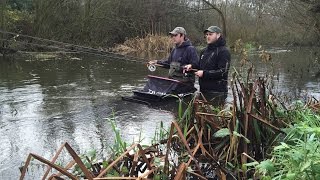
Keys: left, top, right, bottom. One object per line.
{"left": 1, "top": 0, "right": 320, "bottom": 51}
{"left": 18, "top": 36, "right": 320, "bottom": 179}
{"left": 111, "top": 34, "right": 172, "bottom": 55}
{"left": 19, "top": 76, "right": 320, "bottom": 179}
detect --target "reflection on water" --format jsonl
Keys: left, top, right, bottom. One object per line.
{"left": 233, "top": 47, "right": 320, "bottom": 98}
{"left": 0, "top": 47, "right": 319, "bottom": 178}
{"left": 0, "top": 56, "right": 174, "bottom": 178}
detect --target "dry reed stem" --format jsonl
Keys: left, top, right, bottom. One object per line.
{"left": 172, "top": 121, "right": 203, "bottom": 176}
{"left": 20, "top": 142, "right": 93, "bottom": 180}
{"left": 174, "top": 163, "right": 187, "bottom": 180}
{"left": 96, "top": 144, "right": 138, "bottom": 178}
{"left": 20, "top": 153, "right": 78, "bottom": 180}
{"left": 48, "top": 160, "right": 76, "bottom": 179}
{"left": 248, "top": 113, "right": 284, "bottom": 133}
{"left": 42, "top": 142, "right": 68, "bottom": 179}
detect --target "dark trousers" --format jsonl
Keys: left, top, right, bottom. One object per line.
{"left": 200, "top": 91, "right": 227, "bottom": 107}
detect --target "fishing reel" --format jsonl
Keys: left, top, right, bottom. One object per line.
{"left": 147, "top": 63, "right": 157, "bottom": 72}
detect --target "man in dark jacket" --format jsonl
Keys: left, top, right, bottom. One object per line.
{"left": 149, "top": 27, "right": 199, "bottom": 83}
{"left": 186, "top": 26, "right": 231, "bottom": 105}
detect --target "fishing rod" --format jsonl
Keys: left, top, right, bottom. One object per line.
{"left": 0, "top": 29, "right": 149, "bottom": 63}
{"left": 147, "top": 63, "right": 198, "bottom": 72}
{"left": 0, "top": 37, "right": 142, "bottom": 63}
{"left": 1, "top": 29, "right": 199, "bottom": 73}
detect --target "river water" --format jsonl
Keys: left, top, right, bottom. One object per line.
{"left": 0, "top": 47, "right": 319, "bottom": 178}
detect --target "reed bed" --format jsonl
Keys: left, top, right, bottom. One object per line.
{"left": 111, "top": 34, "right": 172, "bottom": 54}
{"left": 19, "top": 41, "right": 320, "bottom": 179}
{"left": 19, "top": 82, "right": 319, "bottom": 179}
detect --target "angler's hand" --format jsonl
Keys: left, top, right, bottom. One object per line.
{"left": 184, "top": 64, "right": 192, "bottom": 71}
{"left": 195, "top": 70, "right": 204, "bottom": 77}
{"left": 147, "top": 60, "right": 158, "bottom": 72}
{"left": 148, "top": 60, "right": 157, "bottom": 65}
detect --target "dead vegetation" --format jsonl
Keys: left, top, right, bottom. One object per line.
{"left": 111, "top": 34, "right": 172, "bottom": 55}
{"left": 18, "top": 40, "right": 320, "bottom": 179}
{"left": 19, "top": 70, "right": 319, "bottom": 179}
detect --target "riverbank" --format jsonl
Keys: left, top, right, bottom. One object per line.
{"left": 19, "top": 74, "right": 320, "bottom": 179}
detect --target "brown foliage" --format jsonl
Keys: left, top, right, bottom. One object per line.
{"left": 111, "top": 34, "right": 172, "bottom": 54}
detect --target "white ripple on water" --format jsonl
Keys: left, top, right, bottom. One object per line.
{"left": 96, "top": 90, "right": 117, "bottom": 97}
{"left": 43, "top": 96, "right": 99, "bottom": 100}
{"left": 120, "top": 84, "right": 137, "bottom": 91}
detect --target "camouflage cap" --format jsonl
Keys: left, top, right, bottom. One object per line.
{"left": 169, "top": 27, "right": 187, "bottom": 35}
{"left": 204, "top": 26, "right": 222, "bottom": 34}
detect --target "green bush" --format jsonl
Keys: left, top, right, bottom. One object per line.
{"left": 255, "top": 107, "right": 320, "bottom": 179}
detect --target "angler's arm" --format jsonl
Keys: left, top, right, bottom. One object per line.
{"left": 155, "top": 53, "right": 172, "bottom": 69}
{"left": 184, "top": 47, "right": 199, "bottom": 71}
{"left": 203, "top": 51, "right": 230, "bottom": 80}
{"left": 188, "top": 47, "right": 199, "bottom": 69}
{"left": 156, "top": 60, "right": 170, "bottom": 69}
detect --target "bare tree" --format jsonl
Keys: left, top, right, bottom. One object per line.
{"left": 6, "top": 0, "right": 319, "bottom": 47}
{"left": 0, "top": 0, "right": 5, "bottom": 30}
{"left": 202, "top": 0, "right": 227, "bottom": 37}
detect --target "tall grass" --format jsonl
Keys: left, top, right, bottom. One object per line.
{"left": 111, "top": 34, "right": 172, "bottom": 54}
{"left": 106, "top": 112, "right": 127, "bottom": 158}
